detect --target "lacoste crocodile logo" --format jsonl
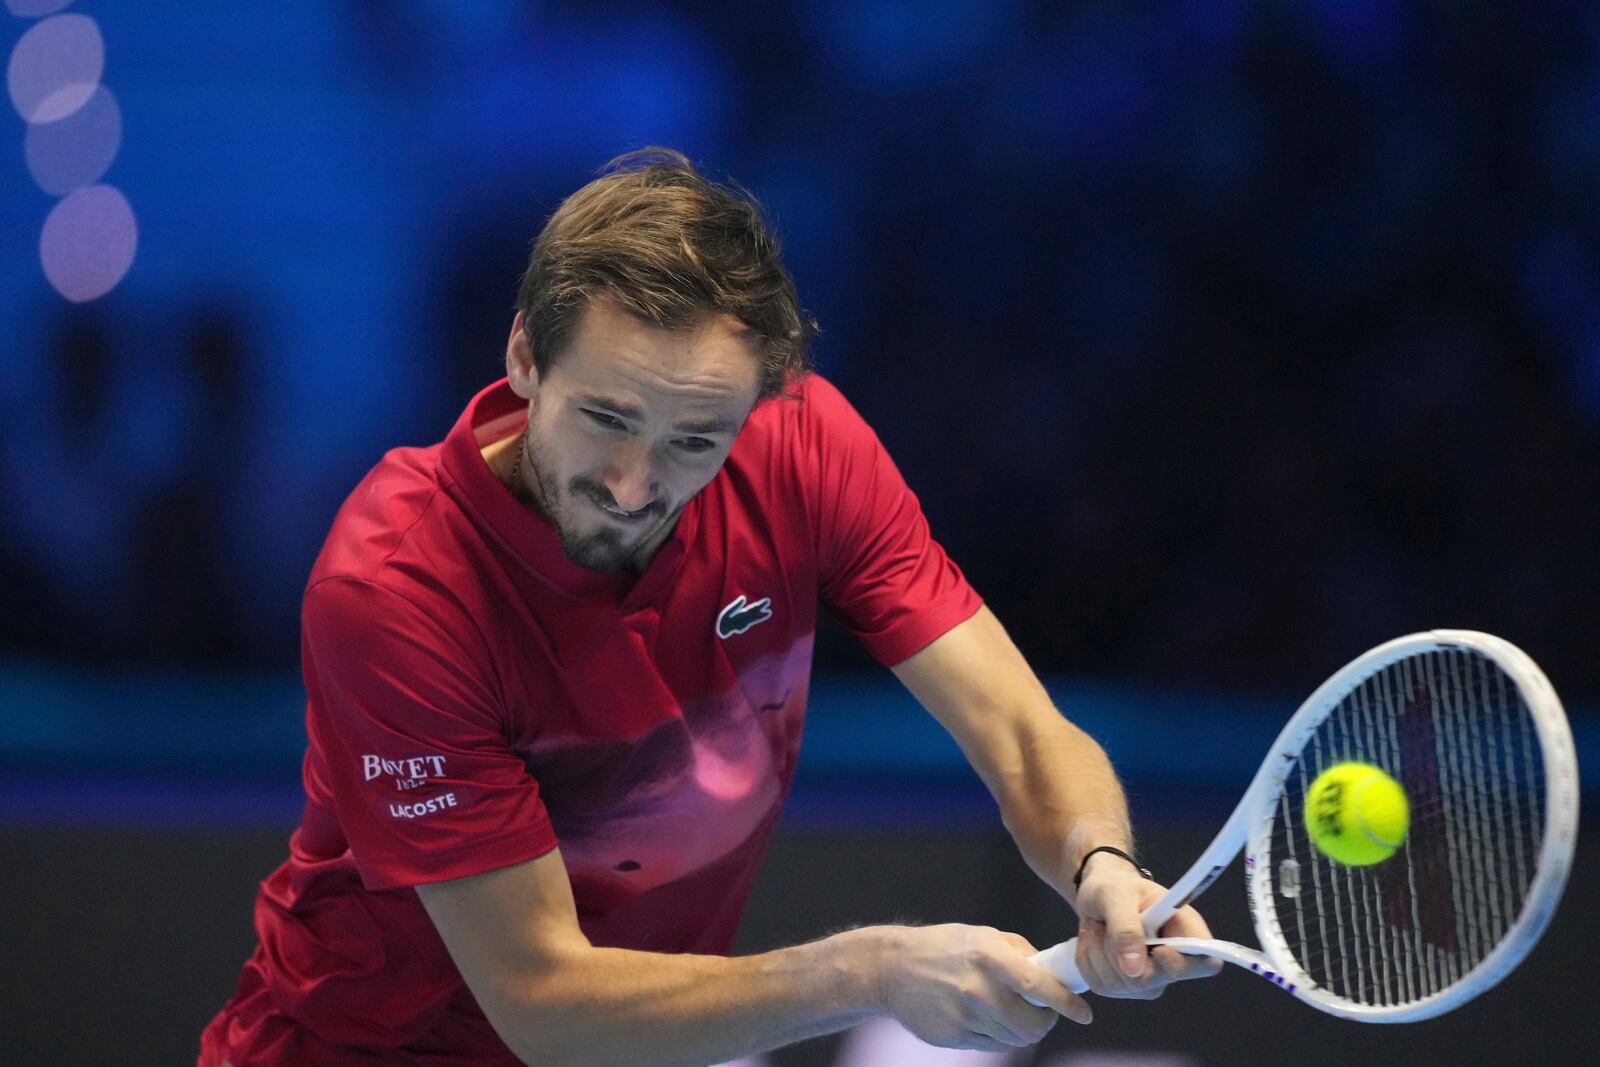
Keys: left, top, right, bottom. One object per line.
{"left": 716, "top": 595, "right": 773, "bottom": 639}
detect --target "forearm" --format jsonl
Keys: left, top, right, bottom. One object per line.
{"left": 487, "top": 927, "right": 882, "bottom": 1067}
{"left": 987, "top": 711, "right": 1133, "bottom": 905}
{"left": 889, "top": 607, "right": 1134, "bottom": 907}
{"left": 421, "top": 806, "right": 1078, "bottom": 1065}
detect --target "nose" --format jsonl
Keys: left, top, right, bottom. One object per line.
{"left": 602, "top": 442, "right": 658, "bottom": 513}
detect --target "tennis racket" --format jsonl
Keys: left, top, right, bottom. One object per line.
{"left": 1030, "top": 629, "right": 1579, "bottom": 1021}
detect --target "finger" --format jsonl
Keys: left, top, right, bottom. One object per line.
{"left": 1150, "top": 943, "right": 1223, "bottom": 983}
{"left": 1073, "top": 920, "right": 1117, "bottom": 993}
{"left": 1113, "top": 969, "right": 1171, "bottom": 1001}
{"left": 972, "top": 981, "right": 1062, "bottom": 1045}
{"left": 1081, "top": 951, "right": 1144, "bottom": 998}
{"left": 1098, "top": 890, "right": 1151, "bottom": 978}
{"left": 1027, "top": 985, "right": 1092, "bottom": 1026}
{"left": 1075, "top": 922, "right": 1136, "bottom": 997}
{"left": 986, "top": 939, "right": 1092, "bottom": 1025}
{"left": 1155, "top": 903, "right": 1215, "bottom": 940}
{"left": 961, "top": 1009, "right": 1033, "bottom": 1049}
{"left": 996, "top": 1000, "right": 1061, "bottom": 1044}
{"left": 1015, "top": 968, "right": 1093, "bottom": 1026}
{"left": 1004, "top": 967, "right": 1090, "bottom": 1027}
{"left": 953, "top": 1030, "right": 1017, "bottom": 1053}
{"left": 985, "top": 991, "right": 1062, "bottom": 1036}
{"left": 998, "top": 931, "right": 1039, "bottom": 956}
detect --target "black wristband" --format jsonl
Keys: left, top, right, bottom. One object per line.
{"left": 1072, "top": 845, "right": 1153, "bottom": 889}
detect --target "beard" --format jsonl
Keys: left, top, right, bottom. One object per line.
{"left": 523, "top": 435, "right": 672, "bottom": 573}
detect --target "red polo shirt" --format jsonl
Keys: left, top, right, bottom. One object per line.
{"left": 200, "top": 374, "right": 981, "bottom": 1066}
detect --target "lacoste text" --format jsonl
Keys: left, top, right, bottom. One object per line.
{"left": 389, "top": 792, "right": 459, "bottom": 819}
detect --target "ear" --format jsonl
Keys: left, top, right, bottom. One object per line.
{"left": 506, "top": 311, "right": 540, "bottom": 400}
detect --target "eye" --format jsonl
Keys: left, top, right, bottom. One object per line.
{"left": 676, "top": 437, "right": 716, "bottom": 454}
{"left": 583, "top": 409, "right": 624, "bottom": 429}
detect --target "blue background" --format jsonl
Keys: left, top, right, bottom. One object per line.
{"left": 2, "top": 0, "right": 1596, "bottom": 809}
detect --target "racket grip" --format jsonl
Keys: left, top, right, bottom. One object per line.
{"left": 1027, "top": 938, "right": 1088, "bottom": 998}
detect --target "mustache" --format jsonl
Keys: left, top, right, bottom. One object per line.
{"left": 570, "top": 478, "right": 666, "bottom": 519}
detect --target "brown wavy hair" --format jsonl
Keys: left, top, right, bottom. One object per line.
{"left": 516, "top": 148, "right": 817, "bottom": 399}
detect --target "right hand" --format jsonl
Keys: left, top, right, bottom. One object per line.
{"left": 1071, "top": 864, "right": 1221, "bottom": 999}
{"left": 870, "top": 924, "right": 1092, "bottom": 1051}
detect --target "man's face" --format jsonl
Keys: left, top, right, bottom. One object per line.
{"left": 511, "top": 296, "right": 763, "bottom": 572}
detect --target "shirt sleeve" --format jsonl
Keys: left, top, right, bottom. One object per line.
{"left": 301, "top": 575, "right": 557, "bottom": 891}
{"left": 802, "top": 376, "right": 983, "bottom": 665}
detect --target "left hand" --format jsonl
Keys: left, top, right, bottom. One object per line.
{"left": 1071, "top": 857, "right": 1222, "bottom": 999}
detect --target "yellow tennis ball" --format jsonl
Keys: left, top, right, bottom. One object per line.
{"left": 1304, "top": 762, "right": 1409, "bottom": 866}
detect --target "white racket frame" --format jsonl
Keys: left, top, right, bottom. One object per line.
{"left": 1030, "top": 629, "right": 1580, "bottom": 1021}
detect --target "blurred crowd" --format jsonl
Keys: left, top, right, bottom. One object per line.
{"left": 3, "top": 0, "right": 1597, "bottom": 694}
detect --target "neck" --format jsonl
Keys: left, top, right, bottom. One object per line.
{"left": 505, "top": 424, "right": 551, "bottom": 517}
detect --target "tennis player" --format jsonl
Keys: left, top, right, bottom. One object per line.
{"left": 199, "top": 148, "right": 1216, "bottom": 1067}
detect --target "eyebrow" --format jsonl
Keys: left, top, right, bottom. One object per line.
{"left": 575, "top": 394, "right": 737, "bottom": 436}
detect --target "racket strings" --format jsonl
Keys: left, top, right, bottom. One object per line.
{"left": 1263, "top": 648, "right": 1546, "bottom": 1008}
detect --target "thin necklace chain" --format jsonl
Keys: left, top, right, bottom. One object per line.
{"left": 507, "top": 423, "right": 537, "bottom": 509}
{"left": 509, "top": 424, "right": 526, "bottom": 489}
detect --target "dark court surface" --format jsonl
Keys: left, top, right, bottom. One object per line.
{"left": 0, "top": 821, "right": 1588, "bottom": 1067}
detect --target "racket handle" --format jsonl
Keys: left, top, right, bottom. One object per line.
{"left": 1026, "top": 938, "right": 1088, "bottom": 998}
{"left": 1026, "top": 936, "right": 1221, "bottom": 1005}
{"left": 1025, "top": 881, "right": 1187, "bottom": 1004}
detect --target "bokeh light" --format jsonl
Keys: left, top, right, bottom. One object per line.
{"left": 39, "top": 183, "right": 137, "bottom": 302}
{"left": 7, "top": 13, "right": 102, "bottom": 124}
{"left": 23, "top": 82, "right": 119, "bottom": 194}
{"left": 5, "top": 0, "right": 75, "bottom": 17}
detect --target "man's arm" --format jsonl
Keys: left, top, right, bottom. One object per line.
{"left": 417, "top": 844, "right": 1087, "bottom": 1067}
{"left": 890, "top": 605, "right": 1220, "bottom": 996}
